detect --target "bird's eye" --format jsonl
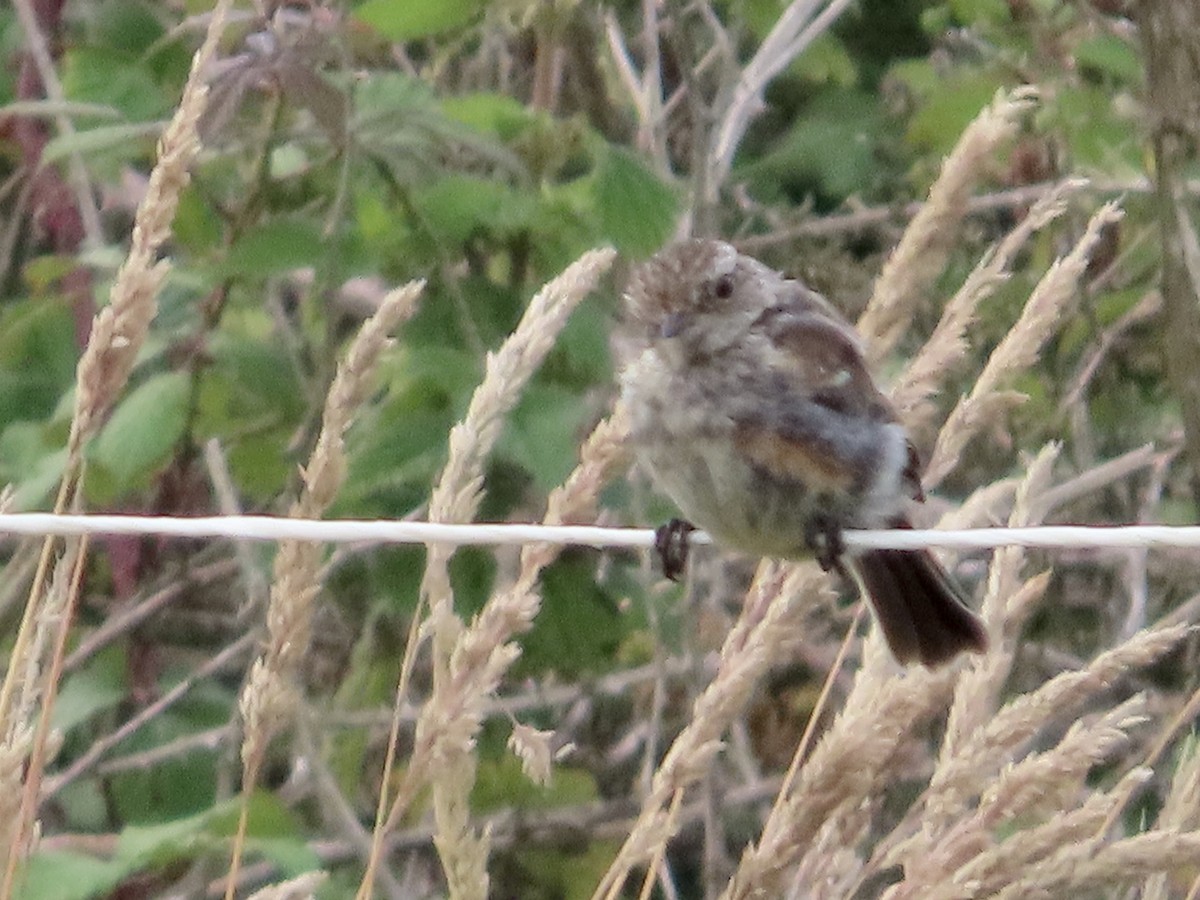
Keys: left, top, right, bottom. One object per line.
{"left": 713, "top": 275, "right": 734, "bottom": 300}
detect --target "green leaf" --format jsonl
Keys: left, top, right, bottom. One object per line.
{"left": 196, "top": 336, "right": 304, "bottom": 499}
{"left": 1051, "top": 85, "right": 1141, "bottom": 173}
{"left": 790, "top": 33, "right": 857, "bottom": 87}
{"left": 92, "top": 372, "right": 190, "bottom": 492}
{"left": 0, "top": 297, "right": 76, "bottom": 424}
{"left": 3, "top": 441, "right": 68, "bottom": 511}
{"left": 413, "top": 174, "right": 536, "bottom": 245}
{"left": 949, "top": 0, "right": 1012, "bottom": 27}
{"left": 114, "top": 809, "right": 215, "bottom": 868}
{"left": 222, "top": 219, "right": 327, "bottom": 277}
{"left": 94, "top": 0, "right": 167, "bottom": 55}
{"left": 473, "top": 753, "right": 598, "bottom": 812}
{"left": 22, "top": 852, "right": 124, "bottom": 900}
{"left": 354, "top": 0, "right": 486, "bottom": 41}
{"left": 61, "top": 46, "right": 171, "bottom": 121}
{"left": 41, "top": 121, "right": 163, "bottom": 169}
{"left": 906, "top": 73, "right": 1003, "bottom": 154}
{"left": 1074, "top": 33, "right": 1141, "bottom": 84}
{"left": 442, "top": 91, "right": 532, "bottom": 139}
{"left": 738, "top": 88, "right": 884, "bottom": 203}
{"left": 592, "top": 147, "right": 676, "bottom": 256}
{"left": 503, "top": 384, "right": 591, "bottom": 492}
{"left": 519, "top": 557, "right": 623, "bottom": 677}
{"left": 53, "top": 648, "right": 127, "bottom": 735}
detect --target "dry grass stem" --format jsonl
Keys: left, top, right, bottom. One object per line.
{"left": 592, "top": 563, "right": 835, "bottom": 900}
{"left": 1145, "top": 735, "right": 1200, "bottom": 899}
{"left": 857, "top": 86, "right": 1038, "bottom": 363}
{"left": 926, "top": 201, "right": 1126, "bottom": 487}
{"left": 723, "top": 667, "right": 958, "bottom": 899}
{"left": 708, "top": 0, "right": 856, "bottom": 198}
{"left": 0, "top": 4, "right": 232, "bottom": 889}
{"left": 354, "top": 249, "right": 614, "bottom": 900}
{"left": 891, "top": 177, "right": 1085, "bottom": 429}
{"left": 231, "top": 281, "right": 423, "bottom": 898}
{"left": 238, "top": 280, "right": 423, "bottom": 768}
{"left": 940, "top": 443, "right": 1060, "bottom": 762}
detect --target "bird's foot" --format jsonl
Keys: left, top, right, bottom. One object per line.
{"left": 654, "top": 518, "right": 696, "bottom": 582}
{"left": 805, "top": 515, "right": 846, "bottom": 575}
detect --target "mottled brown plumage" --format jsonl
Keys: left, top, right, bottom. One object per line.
{"left": 619, "top": 239, "right": 986, "bottom": 667}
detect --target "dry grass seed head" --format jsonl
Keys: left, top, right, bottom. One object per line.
{"left": 899, "top": 696, "right": 1148, "bottom": 893}
{"left": 925, "top": 201, "right": 1125, "bottom": 487}
{"left": 508, "top": 723, "right": 557, "bottom": 787}
{"left": 993, "top": 829, "right": 1200, "bottom": 900}
{"left": 427, "top": 247, "right": 616, "bottom": 528}
{"left": 891, "top": 177, "right": 1085, "bottom": 429}
{"left": 723, "top": 668, "right": 959, "bottom": 900}
{"left": 857, "top": 86, "right": 1038, "bottom": 362}
{"left": 244, "top": 870, "right": 328, "bottom": 900}
{"left": 71, "top": 2, "right": 227, "bottom": 447}
{"left": 924, "top": 623, "right": 1191, "bottom": 828}
{"left": 911, "top": 766, "right": 1153, "bottom": 900}
{"left": 413, "top": 249, "right": 614, "bottom": 898}
{"left": 592, "top": 563, "right": 832, "bottom": 898}
{"left": 939, "top": 442, "right": 1060, "bottom": 762}
{"left": 239, "top": 281, "right": 423, "bottom": 763}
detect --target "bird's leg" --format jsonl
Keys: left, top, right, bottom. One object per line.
{"left": 654, "top": 518, "right": 696, "bottom": 582}
{"left": 805, "top": 513, "right": 847, "bottom": 576}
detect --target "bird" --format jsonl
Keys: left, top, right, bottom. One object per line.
{"left": 618, "top": 238, "right": 987, "bottom": 667}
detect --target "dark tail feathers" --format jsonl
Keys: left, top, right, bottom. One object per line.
{"left": 852, "top": 545, "right": 987, "bottom": 668}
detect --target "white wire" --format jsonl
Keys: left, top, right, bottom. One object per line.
{"left": 0, "top": 513, "right": 1198, "bottom": 553}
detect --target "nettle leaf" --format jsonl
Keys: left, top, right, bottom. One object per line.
{"left": 906, "top": 72, "right": 1004, "bottom": 154}
{"left": 1074, "top": 33, "right": 1141, "bottom": 84}
{"left": 196, "top": 337, "right": 303, "bottom": 499}
{"left": 41, "top": 121, "right": 163, "bottom": 169}
{"left": 518, "top": 557, "right": 623, "bottom": 677}
{"left": 354, "top": 0, "right": 486, "bottom": 41}
{"left": 0, "top": 297, "right": 76, "bottom": 424}
{"left": 222, "top": 218, "right": 326, "bottom": 277}
{"left": 413, "top": 174, "right": 536, "bottom": 245}
{"left": 738, "top": 88, "right": 884, "bottom": 204}
{"left": 22, "top": 852, "right": 124, "bottom": 900}
{"left": 442, "top": 91, "right": 532, "bottom": 140}
{"left": 502, "top": 383, "right": 591, "bottom": 492}
{"left": 53, "top": 648, "right": 126, "bottom": 735}
{"left": 92, "top": 371, "right": 190, "bottom": 493}
{"left": 592, "top": 147, "right": 677, "bottom": 256}
{"left": 61, "top": 46, "right": 171, "bottom": 122}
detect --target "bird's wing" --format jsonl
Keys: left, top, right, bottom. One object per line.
{"left": 730, "top": 305, "right": 903, "bottom": 492}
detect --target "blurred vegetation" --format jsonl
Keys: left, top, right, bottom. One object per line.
{"left": 0, "top": 0, "right": 1192, "bottom": 897}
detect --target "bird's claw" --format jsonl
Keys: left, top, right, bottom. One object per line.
{"left": 805, "top": 515, "right": 846, "bottom": 574}
{"left": 654, "top": 518, "right": 696, "bottom": 582}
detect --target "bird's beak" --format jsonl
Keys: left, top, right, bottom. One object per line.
{"left": 659, "top": 312, "right": 687, "bottom": 339}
